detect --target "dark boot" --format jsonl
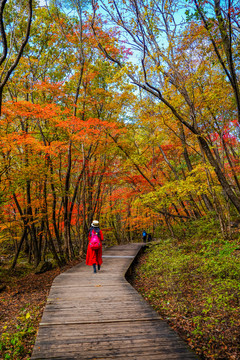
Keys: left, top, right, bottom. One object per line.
{"left": 93, "top": 264, "right": 97, "bottom": 273}
{"left": 98, "top": 264, "right": 101, "bottom": 271}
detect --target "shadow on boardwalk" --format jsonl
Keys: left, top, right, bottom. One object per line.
{"left": 31, "top": 243, "right": 198, "bottom": 360}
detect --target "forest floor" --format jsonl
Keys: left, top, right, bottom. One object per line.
{"left": 1, "top": 232, "right": 240, "bottom": 360}
{"left": 129, "top": 237, "right": 240, "bottom": 360}
{"left": 0, "top": 258, "right": 83, "bottom": 360}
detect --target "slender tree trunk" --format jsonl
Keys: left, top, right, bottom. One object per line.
{"left": 63, "top": 140, "right": 74, "bottom": 260}
{"left": 10, "top": 227, "right": 28, "bottom": 270}
{"left": 221, "top": 135, "right": 240, "bottom": 193}
{"left": 198, "top": 136, "right": 240, "bottom": 213}
{"left": 179, "top": 123, "right": 214, "bottom": 212}
{"left": 26, "top": 180, "right": 40, "bottom": 267}
{"left": 49, "top": 165, "right": 65, "bottom": 260}
{"left": 164, "top": 215, "right": 175, "bottom": 238}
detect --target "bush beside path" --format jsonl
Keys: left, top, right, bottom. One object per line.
{"left": 131, "top": 237, "right": 240, "bottom": 360}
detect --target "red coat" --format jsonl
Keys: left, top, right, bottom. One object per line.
{"left": 86, "top": 227, "right": 104, "bottom": 266}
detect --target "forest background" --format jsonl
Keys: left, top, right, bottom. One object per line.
{"left": 0, "top": 0, "right": 239, "bottom": 359}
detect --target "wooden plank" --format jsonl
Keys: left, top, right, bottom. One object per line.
{"left": 31, "top": 243, "right": 198, "bottom": 360}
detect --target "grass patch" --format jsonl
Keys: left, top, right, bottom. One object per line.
{"left": 132, "top": 223, "right": 240, "bottom": 359}
{"left": 0, "top": 304, "right": 42, "bottom": 360}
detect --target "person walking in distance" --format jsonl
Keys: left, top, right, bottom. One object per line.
{"left": 142, "top": 230, "right": 147, "bottom": 243}
{"left": 86, "top": 220, "right": 104, "bottom": 273}
{"left": 147, "top": 233, "right": 152, "bottom": 242}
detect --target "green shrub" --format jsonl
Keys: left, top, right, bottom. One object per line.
{"left": 0, "top": 307, "right": 38, "bottom": 360}
{"left": 134, "top": 222, "right": 240, "bottom": 359}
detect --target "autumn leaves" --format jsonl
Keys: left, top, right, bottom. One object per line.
{"left": 0, "top": 0, "right": 240, "bottom": 268}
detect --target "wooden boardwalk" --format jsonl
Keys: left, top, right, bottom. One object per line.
{"left": 31, "top": 243, "right": 198, "bottom": 359}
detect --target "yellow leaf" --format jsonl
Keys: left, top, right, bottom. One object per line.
{"left": 26, "top": 312, "right": 31, "bottom": 319}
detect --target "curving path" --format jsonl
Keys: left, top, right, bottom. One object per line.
{"left": 31, "top": 243, "right": 198, "bottom": 359}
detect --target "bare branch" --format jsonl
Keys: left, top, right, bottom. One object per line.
{"left": 0, "top": 0, "right": 33, "bottom": 89}
{"left": 0, "top": 0, "right": 8, "bottom": 67}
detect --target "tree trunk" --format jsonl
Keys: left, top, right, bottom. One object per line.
{"left": 26, "top": 180, "right": 40, "bottom": 267}
{"left": 198, "top": 136, "right": 240, "bottom": 213}
{"left": 10, "top": 227, "right": 28, "bottom": 270}
{"left": 63, "top": 140, "right": 74, "bottom": 260}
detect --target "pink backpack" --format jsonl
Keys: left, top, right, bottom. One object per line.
{"left": 89, "top": 230, "right": 101, "bottom": 250}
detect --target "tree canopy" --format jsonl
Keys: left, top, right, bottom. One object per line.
{"left": 0, "top": 0, "right": 239, "bottom": 267}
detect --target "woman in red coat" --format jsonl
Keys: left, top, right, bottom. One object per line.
{"left": 86, "top": 220, "right": 104, "bottom": 273}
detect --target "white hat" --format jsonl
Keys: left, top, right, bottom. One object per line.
{"left": 91, "top": 220, "right": 99, "bottom": 227}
